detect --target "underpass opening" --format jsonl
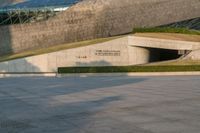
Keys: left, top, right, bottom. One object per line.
{"left": 147, "top": 47, "right": 189, "bottom": 63}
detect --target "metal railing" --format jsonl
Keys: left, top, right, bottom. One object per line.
{"left": 0, "top": 0, "right": 81, "bottom": 26}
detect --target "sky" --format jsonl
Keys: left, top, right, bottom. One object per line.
{"left": 1, "top": 0, "right": 81, "bottom": 8}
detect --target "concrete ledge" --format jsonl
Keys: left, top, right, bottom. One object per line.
{"left": 57, "top": 72, "right": 200, "bottom": 77}
{"left": 0, "top": 73, "right": 57, "bottom": 78}
{"left": 1, "top": 72, "right": 200, "bottom": 78}
{"left": 129, "top": 36, "right": 200, "bottom": 50}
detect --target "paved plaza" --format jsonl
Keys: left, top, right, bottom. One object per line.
{"left": 0, "top": 76, "right": 200, "bottom": 133}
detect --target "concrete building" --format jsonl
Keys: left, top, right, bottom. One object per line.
{"left": 0, "top": 35, "right": 199, "bottom": 73}
{"left": 0, "top": 0, "right": 200, "bottom": 55}
{"left": 0, "top": 0, "right": 200, "bottom": 73}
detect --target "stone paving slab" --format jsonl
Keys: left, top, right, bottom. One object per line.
{"left": 0, "top": 76, "right": 200, "bottom": 133}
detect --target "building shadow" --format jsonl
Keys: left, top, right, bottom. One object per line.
{"left": 0, "top": 25, "right": 43, "bottom": 73}
{"left": 0, "top": 94, "right": 124, "bottom": 132}
{"left": 0, "top": 26, "right": 13, "bottom": 55}
{"left": 0, "top": 75, "right": 148, "bottom": 132}
{"left": 0, "top": 58, "right": 42, "bottom": 73}
{"left": 0, "top": 57, "right": 148, "bottom": 132}
{"left": 36, "top": 96, "right": 124, "bottom": 132}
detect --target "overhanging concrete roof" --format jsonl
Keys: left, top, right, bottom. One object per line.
{"left": 128, "top": 36, "right": 200, "bottom": 50}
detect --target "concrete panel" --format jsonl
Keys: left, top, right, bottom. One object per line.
{"left": 128, "top": 46, "right": 151, "bottom": 65}
{"left": 29, "top": 54, "right": 48, "bottom": 72}
{"left": 8, "top": 59, "right": 27, "bottom": 72}
{"left": 0, "top": 61, "right": 8, "bottom": 72}
{"left": 184, "top": 49, "right": 200, "bottom": 60}
{"left": 47, "top": 53, "right": 58, "bottom": 72}
{"left": 0, "top": 37, "right": 131, "bottom": 72}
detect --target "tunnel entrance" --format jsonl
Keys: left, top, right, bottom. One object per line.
{"left": 148, "top": 48, "right": 188, "bottom": 63}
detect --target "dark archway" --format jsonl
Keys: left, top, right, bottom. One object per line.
{"left": 148, "top": 48, "right": 187, "bottom": 63}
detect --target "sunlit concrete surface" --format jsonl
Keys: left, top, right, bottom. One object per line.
{"left": 1, "top": 36, "right": 200, "bottom": 73}
{"left": 0, "top": 76, "right": 200, "bottom": 133}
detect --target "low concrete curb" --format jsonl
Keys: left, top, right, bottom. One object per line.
{"left": 0, "top": 73, "right": 57, "bottom": 78}
{"left": 1, "top": 72, "right": 200, "bottom": 78}
{"left": 57, "top": 72, "right": 200, "bottom": 77}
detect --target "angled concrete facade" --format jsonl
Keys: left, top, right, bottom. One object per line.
{"left": 0, "top": 35, "right": 199, "bottom": 73}
{"left": 0, "top": 0, "right": 200, "bottom": 55}
{"left": 128, "top": 36, "right": 200, "bottom": 50}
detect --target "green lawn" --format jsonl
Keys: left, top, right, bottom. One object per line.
{"left": 133, "top": 27, "right": 200, "bottom": 35}
{"left": 0, "top": 36, "right": 121, "bottom": 62}
{"left": 1, "top": 27, "right": 199, "bottom": 63}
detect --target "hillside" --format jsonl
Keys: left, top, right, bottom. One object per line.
{"left": 134, "top": 33, "right": 200, "bottom": 42}
{"left": 0, "top": 32, "right": 199, "bottom": 62}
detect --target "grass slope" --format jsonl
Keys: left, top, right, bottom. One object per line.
{"left": 133, "top": 27, "right": 200, "bottom": 35}
{"left": 0, "top": 27, "right": 199, "bottom": 63}
{"left": 0, "top": 36, "right": 121, "bottom": 62}
{"left": 134, "top": 33, "right": 200, "bottom": 42}
{"left": 144, "top": 59, "right": 200, "bottom": 66}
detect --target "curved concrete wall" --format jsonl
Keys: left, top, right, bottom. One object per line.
{"left": 0, "top": 0, "right": 200, "bottom": 55}
{"left": 0, "top": 37, "right": 151, "bottom": 73}
{"left": 128, "top": 36, "right": 200, "bottom": 50}
{"left": 0, "top": 35, "right": 199, "bottom": 73}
